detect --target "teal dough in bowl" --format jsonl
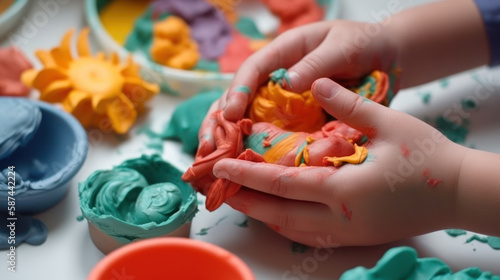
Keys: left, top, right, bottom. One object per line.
{"left": 79, "top": 154, "right": 198, "bottom": 254}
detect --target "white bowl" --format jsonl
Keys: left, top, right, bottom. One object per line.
{"left": 85, "top": 0, "right": 339, "bottom": 98}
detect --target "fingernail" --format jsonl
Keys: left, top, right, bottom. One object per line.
{"left": 213, "top": 168, "right": 230, "bottom": 180}
{"left": 313, "top": 78, "right": 338, "bottom": 99}
{"left": 288, "top": 71, "right": 300, "bottom": 90}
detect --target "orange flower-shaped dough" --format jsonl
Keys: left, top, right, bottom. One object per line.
{"left": 248, "top": 80, "right": 327, "bottom": 133}
{"left": 150, "top": 16, "right": 200, "bottom": 70}
{"left": 21, "top": 28, "right": 159, "bottom": 134}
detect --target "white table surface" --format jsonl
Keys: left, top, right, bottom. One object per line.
{"left": 1, "top": 0, "right": 500, "bottom": 279}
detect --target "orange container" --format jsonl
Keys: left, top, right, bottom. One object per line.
{"left": 88, "top": 237, "right": 255, "bottom": 280}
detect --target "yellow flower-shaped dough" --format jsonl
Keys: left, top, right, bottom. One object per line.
{"left": 21, "top": 28, "right": 159, "bottom": 134}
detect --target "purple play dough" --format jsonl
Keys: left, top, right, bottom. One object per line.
{"left": 153, "top": 0, "right": 232, "bottom": 60}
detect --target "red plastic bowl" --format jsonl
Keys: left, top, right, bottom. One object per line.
{"left": 88, "top": 237, "right": 255, "bottom": 280}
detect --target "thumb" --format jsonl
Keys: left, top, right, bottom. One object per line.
{"left": 312, "top": 78, "right": 390, "bottom": 138}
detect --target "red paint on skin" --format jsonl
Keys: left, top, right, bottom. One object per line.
{"left": 400, "top": 143, "right": 410, "bottom": 158}
{"left": 362, "top": 126, "right": 377, "bottom": 139}
{"left": 426, "top": 178, "right": 443, "bottom": 188}
{"left": 267, "top": 224, "right": 281, "bottom": 232}
{"left": 341, "top": 203, "right": 352, "bottom": 222}
{"left": 422, "top": 168, "right": 443, "bottom": 188}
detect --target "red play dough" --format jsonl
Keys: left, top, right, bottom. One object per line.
{"left": 218, "top": 32, "right": 253, "bottom": 73}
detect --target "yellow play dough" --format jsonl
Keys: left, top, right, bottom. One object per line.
{"left": 99, "top": 0, "right": 151, "bottom": 45}
{"left": 0, "top": 0, "right": 15, "bottom": 14}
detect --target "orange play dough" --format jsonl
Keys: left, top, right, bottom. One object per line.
{"left": 150, "top": 16, "right": 200, "bottom": 70}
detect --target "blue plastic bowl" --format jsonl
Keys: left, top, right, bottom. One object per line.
{"left": 0, "top": 98, "right": 88, "bottom": 214}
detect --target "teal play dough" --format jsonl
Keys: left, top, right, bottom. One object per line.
{"left": 235, "top": 17, "right": 265, "bottom": 39}
{"left": 340, "top": 246, "right": 500, "bottom": 280}
{"left": 79, "top": 154, "right": 197, "bottom": 243}
{"left": 162, "top": 88, "right": 224, "bottom": 154}
{"left": 445, "top": 229, "right": 467, "bottom": 237}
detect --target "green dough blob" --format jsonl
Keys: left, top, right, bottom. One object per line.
{"left": 162, "top": 88, "right": 224, "bottom": 154}
{"left": 270, "top": 68, "right": 292, "bottom": 88}
{"left": 445, "top": 229, "right": 467, "bottom": 237}
{"left": 235, "top": 17, "right": 265, "bottom": 39}
{"left": 465, "top": 234, "right": 500, "bottom": 250}
{"left": 340, "top": 246, "right": 500, "bottom": 280}
{"left": 79, "top": 154, "right": 198, "bottom": 243}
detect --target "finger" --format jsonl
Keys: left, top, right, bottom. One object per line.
{"left": 266, "top": 226, "right": 342, "bottom": 248}
{"left": 197, "top": 100, "right": 223, "bottom": 157}
{"left": 226, "top": 187, "right": 335, "bottom": 233}
{"left": 224, "top": 22, "right": 332, "bottom": 121}
{"left": 311, "top": 78, "right": 395, "bottom": 138}
{"left": 287, "top": 32, "right": 356, "bottom": 93}
{"left": 213, "top": 159, "right": 337, "bottom": 202}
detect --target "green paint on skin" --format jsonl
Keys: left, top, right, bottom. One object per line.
{"left": 234, "top": 85, "right": 251, "bottom": 94}
{"left": 295, "top": 141, "right": 308, "bottom": 159}
{"left": 195, "top": 216, "right": 227, "bottom": 235}
{"left": 435, "top": 116, "right": 469, "bottom": 144}
{"left": 235, "top": 218, "right": 248, "bottom": 228}
{"left": 359, "top": 135, "right": 368, "bottom": 144}
{"left": 291, "top": 242, "right": 309, "bottom": 254}
{"left": 461, "top": 98, "right": 478, "bottom": 111}
{"left": 364, "top": 153, "right": 376, "bottom": 162}
{"left": 235, "top": 17, "right": 265, "bottom": 39}
{"left": 79, "top": 155, "right": 198, "bottom": 243}
{"left": 445, "top": 229, "right": 467, "bottom": 237}
{"left": 340, "top": 246, "right": 500, "bottom": 280}
{"left": 162, "top": 88, "right": 224, "bottom": 155}
{"left": 362, "top": 96, "right": 373, "bottom": 103}
{"left": 244, "top": 132, "right": 270, "bottom": 155}
{"left": 270, "top": 68, "right": 292, "bottom": 88}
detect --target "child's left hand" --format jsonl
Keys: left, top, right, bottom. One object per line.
{"left": 212, "top": 78, "right": 466, "bottom": 247}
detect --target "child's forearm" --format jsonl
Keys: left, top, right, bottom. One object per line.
{"left": 387, "top": 0, "right": 489, "bottom": 88}
{"left": 455, "top": 147, "right": 500, "bottom": 236}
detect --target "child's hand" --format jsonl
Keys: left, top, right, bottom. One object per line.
{"left": 198, "top": 19, "right": 398, "bottom": 158}
{"left": 212, "top": 78, "right": 466, "bottom": 247}
{"left": 223, "top": 19, "right": 398, "bottom": 121}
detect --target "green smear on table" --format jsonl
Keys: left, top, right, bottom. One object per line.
{"left": 466, "top": 235, "right": 500, "bottom": 250}
{"left": 445, "top": 229, "right": 467, "bottom": 237}
{"left": 435, "top": 116, "right": 469, "bottom": 144}
{"left": 195, "top": 216, "right": 227, "bottom": 236}
{"left": 236, "top": 218, "right": 249, "bottom": 228}
{"left": 461, "top": 98, "right": 478, "bottom": 111}
{"left": 418, "top": 92, "right": 432, "bottom": 104}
